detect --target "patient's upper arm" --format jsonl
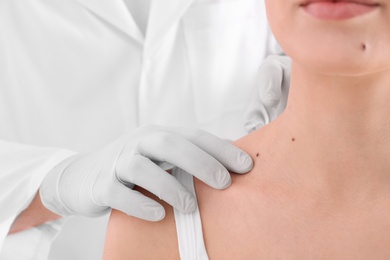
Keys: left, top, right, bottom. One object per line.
{"left": 103, "top": 187, "right": 180, "bottom": 260}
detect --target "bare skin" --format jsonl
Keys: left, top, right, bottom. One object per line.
{"left": 104, "top": 0, "right": 390, "bottom": 257}
{"left": 104, "top": 115, "right": 390, "bottom": 259}
{"left": 104, "top": 187, "right": 180, "bottom": 260}
{"left": 8, "top": 192, "right": 60, "bottom": 234}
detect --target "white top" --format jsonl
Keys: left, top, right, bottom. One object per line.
{"left": 0, "top": 0, "right": 281, "bottom": 258}
{"left": 173, "top": 168, "right": 209, "bottom": 260}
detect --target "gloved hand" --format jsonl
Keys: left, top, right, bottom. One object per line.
{"left": 244, "top": 55, "right": 292, "bottom": 133}
{"left": 40, "top": 125, "right": 253, "bottom": 221}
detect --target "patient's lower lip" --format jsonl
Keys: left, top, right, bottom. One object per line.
{"left": 302, "top": 2, "right": 378, "bottom": 20}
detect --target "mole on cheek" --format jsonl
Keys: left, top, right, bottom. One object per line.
{"left": 256, "top": 153, "right": 260, "bottom": 157}
{"left": 361, "top": 43, "right": 367, "bottom": 51}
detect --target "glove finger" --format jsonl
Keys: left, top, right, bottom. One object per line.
{"left": 137, "top": 132, "right": 232, "bottom": 189}
{"left": 117, "top": 154, "right": 197, "bottom": 213}
{"left": 271, "top": 55, "right": 292, "bottom": 121}
{"left": 260, "top": 55, "right": 291, "bottom": 121}
{"left": 244, "top": 106, "right": 270, "bottom": 133}
{"left": 258, "top": 57, "right": 284, "bottom": 108}
{"left": 243, "top": 55, "right": 285, "bottom": 133}
{"left": 271, "top": 54, "right": 293, "bottom": 72}
{"left": 154, "top": 161, "right": 174, "bottom": 171}
{"left": 174, "top": 128, "right": 253, "bottom": 174}
{"left": 105, "top": 182, "right": 166, "bottom": 221}
{"left": 139, "top": 126, "right": 253, "bottom": 174}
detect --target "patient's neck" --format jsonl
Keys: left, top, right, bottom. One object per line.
{"left": 287, "top": 63, "right": 390, "bottom": 146}
{"left": 262, "top": 63, "right": 390, "bottom": 194}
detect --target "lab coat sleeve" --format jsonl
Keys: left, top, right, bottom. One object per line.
{"left": 0, "top": 139, "right": 76, "bottom": 254}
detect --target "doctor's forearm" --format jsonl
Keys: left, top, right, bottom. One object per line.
{"left": 8, "top": 191, "right": 61, "bottom": 234}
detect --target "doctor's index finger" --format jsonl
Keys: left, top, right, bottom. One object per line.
{"left": 150, "top": 127, "right": 253, "bottom": 174}
{"left": 177, "top": 129, "right": 253, "bottom": 174}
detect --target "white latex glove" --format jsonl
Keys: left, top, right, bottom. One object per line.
{"left": 244, "top": 55, "right": 292, "bottom": 133}
{"left": 40, "top": 125, "right": 253, "bottom": 221}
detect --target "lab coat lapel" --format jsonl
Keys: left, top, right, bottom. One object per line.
{"left": 76, "top": 0, "right": 144, "bottom": 43}
{"left": 144, "top": 0, "right": 195, "bottom": 59}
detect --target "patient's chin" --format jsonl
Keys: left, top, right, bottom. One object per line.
{"left": 280, "top": 32, "right": 390, "bottom": 76}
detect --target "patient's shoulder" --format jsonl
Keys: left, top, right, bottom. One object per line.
{"left": 103, "top": 130, "right": 271, "bottom": 259}
{"left": 103, "top": 187, "right": 180, "bottom": 260}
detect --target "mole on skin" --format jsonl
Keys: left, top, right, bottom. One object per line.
{"left": 361, "top": 43, "right": 366, "bottom": 51}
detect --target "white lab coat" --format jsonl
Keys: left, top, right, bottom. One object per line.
{"left": 0, "top": 0, "right": 281, "bottom": 259}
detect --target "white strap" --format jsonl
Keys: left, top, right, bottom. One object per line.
{"left": 173, "top": 168, "right": 209, "bottom": 260}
